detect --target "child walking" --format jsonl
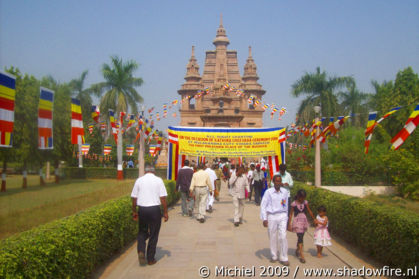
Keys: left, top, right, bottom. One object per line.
{"left": 314, "top": 205, "right": 332, "bottom": 258}
{"left": 287, "top": 189, "right": 316, "bottom": 263}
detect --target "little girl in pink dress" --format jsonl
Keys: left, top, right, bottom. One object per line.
{"left": 287, "top": 190, "right": 316, "bottom": 263}
{"left": 314, "top": 205, "right": 331, "bottom": 258}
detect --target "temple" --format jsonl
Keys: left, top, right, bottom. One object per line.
{"left": 178, "top": 15, "right": 266, "bottom": 127}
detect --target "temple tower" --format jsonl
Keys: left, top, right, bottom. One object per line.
{"left": 178, "top": 16, "right": 265, "bottom": 127}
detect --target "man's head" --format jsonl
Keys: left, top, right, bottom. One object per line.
{"left": 184, "top": 160, "right": 190, "bottom": 167}
{"left": 237, "top": 165, "right": 245, "bottom": 176}
{"left": 272, "top": 174, "right": 282, "bottom": 190}
{"left": 250, "top": 164, "right": 255, "bottom": 170}
{"left": 213, "top": 164, "right": 219, "bottom": 169}
{"left": 198, "top": 163, "right": 205, "bottom": 170}
{"left": 145, "top": 164, "right": 155, "bottom": 173}
{"left": 256, "top": 164, "right": 261, "bottom": 171}
{"left": 279, "top": 164, "right": 287, "bottom": 175}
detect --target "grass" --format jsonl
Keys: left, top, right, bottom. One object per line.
{"left": 0, "top": 175, "right": 135, "bottom": 239}
{"left": 364, "top": 194, "right": 419, "bottom": 215}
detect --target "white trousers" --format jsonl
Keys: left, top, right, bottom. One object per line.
{"left": 232, "top": 195, "right": 245, "bottom": 223}
{"left": 206, "top": 190, "right": 214, "bottom": 209}
{"left": 194, "top": 187, "right": 208, "bottom": 220}
{"left": 267, "top": 212, "right": 288, "bottom": 261}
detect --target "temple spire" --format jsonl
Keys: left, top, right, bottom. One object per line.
{"left": 243, "top": 45, "right": 259, "bottom": 82}
{"left": 213, "top": 14, "right": 229, "bottom": 47}
{"left": 184, "top": 45, "right": 200, "bottom": 81}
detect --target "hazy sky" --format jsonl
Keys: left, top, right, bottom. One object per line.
{"left": 1, "top": 0, "right": 418, "bottom": 131}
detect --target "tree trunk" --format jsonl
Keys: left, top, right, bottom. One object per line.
{"left": 117, "top": 124, "right": 123, "bottom": 180}
{"left": 46, "top": 161, "right": 50, "bottom": 180}
{"left": 40, "top": 164, "right": 45, "bottom": 186}
{"left": 55, "top": 161, "right": 60, "bottom": 184}
{"left": 1, "top": 160, "right": 6, "bottom": 192}
{"left": 22, "top": 161, "right": 27, "bottom": 188}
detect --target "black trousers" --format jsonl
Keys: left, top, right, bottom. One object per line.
{"left": 254, "top": 180, "right": 263, "bottom": 204}
{"left": 137, "top": 205, "right": 162, "bottom": 261}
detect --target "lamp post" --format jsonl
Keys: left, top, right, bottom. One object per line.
{"left": 314, "top": 105, "right": 321, "bottom": 187}
{"left": 138, "top": 105, "right": 145, "bottom": 177}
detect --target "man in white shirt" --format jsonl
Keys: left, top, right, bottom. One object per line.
{"left": 229, "top": 166, "right": 250, "bottom": 227}
{"left": 205, "top": 164, "right": 217, "bottom": 213}
{"left": 189, "top": 164, "right": 212, "bottom": 223}
{"left": 270, "top": 164, "right": 294, "bottom": 191}
{"left": 247, "top": 164, "right": 255, "bottom": 201}
{"left": 131, "top": 165, "right": 168, "bottom": 266}
{"left": 260, "top": 174, "right": 290, "bottom": 266}
{"left": 278, "top": 164, "right": 293, "bottom": 190}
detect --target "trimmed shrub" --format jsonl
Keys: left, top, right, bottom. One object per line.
{"left": 291, "top": 183, "right": 419, "bottom": 270}
{"left": 0, "top": 180, "right": 179, "bottom": 278}
{"left": 61, "top": 167, "right": 168, "bottom": 180}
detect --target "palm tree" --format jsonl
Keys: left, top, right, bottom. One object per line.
{"left": 292, "top": 67, "right": 354, "bottom": 122}
{"left": 338, "top": 83, "right": 369, "bottom": 127}
{"left": 92, "top": 56, "right": 143, "bottom": 179}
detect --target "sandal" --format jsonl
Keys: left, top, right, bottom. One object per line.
{"left": 299, "top": 258, "right": 306, "bottom": 263}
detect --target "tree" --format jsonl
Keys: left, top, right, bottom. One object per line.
{"left": 92, "top": 56, "right": 143, "bottom": 179}
{"left": 338, "top": 83, "right": 370, "bottom": 127}
{"left": 291, "top": 67, "right": 354, "bottom": 121}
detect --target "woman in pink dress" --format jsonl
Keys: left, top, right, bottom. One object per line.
{"left": 287, "top": 190, "right": 316, "bottom": 263}
{"left": 314, "top": 205, "right": 332, "bottom": 258}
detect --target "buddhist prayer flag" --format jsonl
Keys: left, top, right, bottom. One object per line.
{"left": 278, "top": 128, "right": 286, "bottom": 143}
{"left": 126, "top": 114, "right": 135, "bottom": 130}
{"left": 391, "top": 104, "right": 419, "bottom": 150}
{"left": 126, "top": 144, "right": 134, "bottom": 156}
{"left": 104, "top": 144, "right": 112, "bottom": 155}
{"left": 88, "top": 124, "right": 94, "bottom": 134}
{"left": 71, "top": 98, "right": 84, "bottom": 145}
{"left": 100, "top": 121, "right": 106, "bottom": 132}
{"left": 81, "top": 144, "right": 90, "bottom": 155}
{"left": 38, "top": 87, "right": 54, "bottom": 149}
{"left": 0, "top": 71, "right": 16, "bottom": 147}
{"left": 91, "top": 105, "right": 100, "bottom": 123}
{"left": 109, "top": 109, "right": 117, "bottom": 143}
{"left": 167, "top": 141, "right": 181, "bottom": 180}
{"left": 366, "top": 106, "right": 402, "bottom": 136}
{"left": 364, "top": 111, "right": 377, "bottom": 154}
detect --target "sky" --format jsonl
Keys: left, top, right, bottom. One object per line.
{"left": 1, "top": 0, "right": 418, "bottom": 131}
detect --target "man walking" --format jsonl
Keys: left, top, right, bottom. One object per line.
{"left": 278, "top": 164, "right": 293, "bottom": 191}
{"left": 205, "top": 164, "right": 217, "bottom": 213}
{"left": 247, "top": 163, "right": 255, "bottom": 201}
{"left": 229, "top": 166, "right": 249, "bottom": 227}
{"left": 131, "top": 165, "right": 168, "bottom": 266}
{"left": 252, "top": 164, "right": 265, "bottom": 205}
{"left": 189, "top": 163, "right": 212, "bottom": 223}
{"left": 260, "top": 174, "right": 290, "bottom": 266}
{"left": 176, "top": 160, "right": 194, "bottom": 217}
{"left": 214, "top": 164, "right": 222, "bottom": 201}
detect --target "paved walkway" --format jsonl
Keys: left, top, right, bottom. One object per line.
{"left": 95, "top": 183, "right": 383, "bottom": 279}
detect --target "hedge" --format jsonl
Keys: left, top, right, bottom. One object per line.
{"left": 61, "top": 167, "right": 167, "bottom": 180}
{"left": 0, "top": 180, "right": 179, "bottom": 278}
{"left": 291, "top": 183, "right": 419, "bottom": 270}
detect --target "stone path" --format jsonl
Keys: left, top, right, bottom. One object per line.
{"left": 94, "top": 183, "right": 383, "bottom": 279}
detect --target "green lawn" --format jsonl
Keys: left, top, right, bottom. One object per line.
{"left": 0, "top": 175, "right": 135, "bottom": 239}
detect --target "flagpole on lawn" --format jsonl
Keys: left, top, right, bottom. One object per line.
{"left": 78, "top": 142, "right": 83, "bottom": 168}
{"left": 139, "top": 105, "right": 145, "bottom": 177}
{"left": 314, "top": 105, "right": 321, "bottom": 187}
